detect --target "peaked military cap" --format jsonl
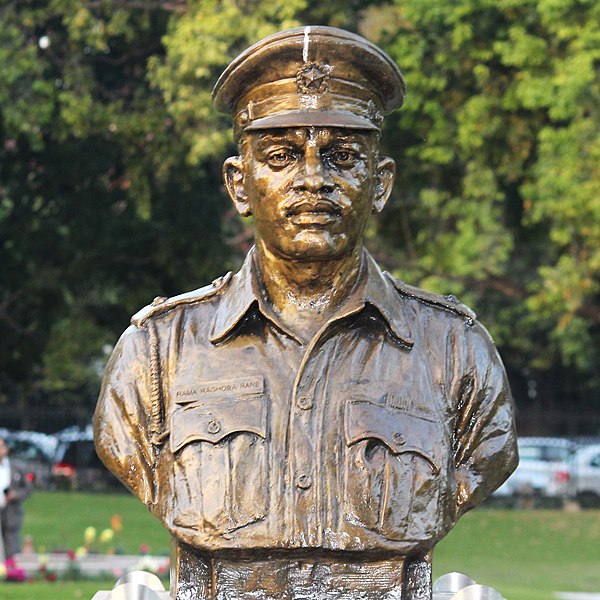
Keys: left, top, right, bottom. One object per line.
{"left": 212, "top": 26, "right": 405, "bottom": 135}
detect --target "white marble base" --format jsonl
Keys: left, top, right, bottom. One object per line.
{"left": 91, "top": 591, "right": 170, "bottom": 600}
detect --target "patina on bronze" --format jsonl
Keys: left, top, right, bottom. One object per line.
{"left": 95, "top": 26, "right": 518, "bottom": 600}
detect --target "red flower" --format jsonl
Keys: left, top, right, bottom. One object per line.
{"left": 6, "top": 567, "right": 26, "bottom": 582}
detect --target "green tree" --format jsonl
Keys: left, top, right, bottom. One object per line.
{"left": 0, "top": 1, "right": 233, "bottom": 428}
{"left": 2, "top": 0, "right": 599, "bottom": 434}
{"left": 373, "top": 0, "right": 600, "bottom": 431}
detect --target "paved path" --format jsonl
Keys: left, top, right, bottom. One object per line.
{"left": 13, "top": 551, "right": 169, "bottom": 577}
{"left": 555, "top": 595, "right": 600, "bottom": 600}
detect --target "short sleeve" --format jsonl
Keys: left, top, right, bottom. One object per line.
{"left": 94, "top": 325, "right": 158, "bottom": 506}
{"left": 451, "top": 322, "right": 518, "bottom": 514}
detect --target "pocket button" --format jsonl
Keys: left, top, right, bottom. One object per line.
{"left": 393, "top": 432, "right": 405, "bottom": 446}
{"left": 207, "top": 419, "right": 221, "bottom": 434}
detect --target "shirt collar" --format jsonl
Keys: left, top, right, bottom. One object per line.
{"left": 209, "top": 247, "right": 414, "bottom": 347}
{"left": 360, "top": 252, "right": 414, "bottom": 347}
{"left": 209, "top": 248, "right": 259, "bottom": 343}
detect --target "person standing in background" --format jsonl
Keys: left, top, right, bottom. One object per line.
{"left": 0, "top": 437, "right": 34, "bottom": 561}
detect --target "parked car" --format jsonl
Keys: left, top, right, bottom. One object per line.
{"left": 52, "top": 427, "right": 124, "bottom": 491}
{"left": 570, "top": 443, "right": 600, "bottom": 507}
{"left": 0, "top": 428, "right": 58, "bottom": 489}
{"left": 494, "top": 437, "right": 578, "bottom": 498}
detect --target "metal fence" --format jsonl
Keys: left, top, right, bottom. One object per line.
{"left": 1, "top": 400, "right": 599, "bottom": 438}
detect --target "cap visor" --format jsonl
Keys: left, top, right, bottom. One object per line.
{"left": 244, "top": 110, "right": 379, "bottom": 131}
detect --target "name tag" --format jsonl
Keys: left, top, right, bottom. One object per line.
{"left": 173, "top": 376, "right": 264, "bottom": 403}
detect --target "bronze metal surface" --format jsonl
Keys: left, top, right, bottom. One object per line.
{"left": 213, "top": 26, "right": 405, "bottom": 135}
{"left": 95, "top": 25, "right": 518, "bottom": 600}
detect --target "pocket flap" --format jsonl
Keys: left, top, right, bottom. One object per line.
{"left": 170, "top": 396, "right": 267, "bottom": 452}
{"left": 345, "top": 399, "right": 442, "bottom": 472}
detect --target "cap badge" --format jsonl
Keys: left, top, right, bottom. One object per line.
{"left": 296, "top": 63, "right": 331, "bottom": 95}
{"left": 367, "top": 100, "right": 384, "bottom": 125}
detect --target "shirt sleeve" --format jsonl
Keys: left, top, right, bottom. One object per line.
{"left": 94, "top": 324, "right": 158, "bottom": 507}
{"left": 451, "top": 321, "right": 518, "bottom": 515}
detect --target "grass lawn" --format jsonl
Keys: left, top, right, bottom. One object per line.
{"left": 3, "top": 491, "right": 600, "bottom": 600}
{"left": 22, "top": 491, "right": 169, "bottom": 556}
{"left": 434, "top": 508, "right": 600, "bottom": 599}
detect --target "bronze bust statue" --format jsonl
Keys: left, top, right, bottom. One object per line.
{"left": 95, "top": 26, "right": 517, "bottom": 599}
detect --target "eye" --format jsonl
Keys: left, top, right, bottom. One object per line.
{"left": 266, "top": 149, "right": 296, "bottom": 168}
{"left": 329, "top": 149, "right": 358, "bottom": 167}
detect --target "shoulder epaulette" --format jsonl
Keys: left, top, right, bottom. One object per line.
{"left": 131, "top": 272, "right": 233, "bottom": 329}
{"left": 385, "top": 272, "right": 477, "bottom": 324}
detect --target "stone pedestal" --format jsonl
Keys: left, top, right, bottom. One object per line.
{"left": 433, "top": 573, "right": 506, "bottom": 600}
{"left": 92, "top": 592, "right": 170, "bottom": 600}
{"left": 91, "top": 570, "right": 169, "bottom": 599}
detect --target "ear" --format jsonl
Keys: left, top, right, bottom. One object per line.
{"left": 223, "top": 156, "right": 251, "bottom": 217}
{"left": 372, "top": 157, "right": 396, "bottom": 214}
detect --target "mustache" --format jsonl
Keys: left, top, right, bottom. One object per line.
{"left": 284, "top": 195, "right": 343, "bottom": 216}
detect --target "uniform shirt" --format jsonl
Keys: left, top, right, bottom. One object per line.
{"left": 95, "top": 249, "right": 517, "bottom": 559}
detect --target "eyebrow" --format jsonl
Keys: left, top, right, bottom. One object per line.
{"left": 255, "top": 131, "right": 370, "bottom": 150}
{"left": 255, "top": 133, "right": 304, "bottom": 148}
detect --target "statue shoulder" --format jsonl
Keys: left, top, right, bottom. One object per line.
{"left": 131, "top": 272, "right": 233, "bottom": 329}
{"left": 384, "top": 272, "right": 477, "bottom": 324}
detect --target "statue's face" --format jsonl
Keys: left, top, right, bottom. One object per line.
{"left": 224, "top": 126, "right": 395, "bottom": 262}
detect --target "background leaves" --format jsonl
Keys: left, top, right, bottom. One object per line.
{"left": 1, "top": 0, "right": 599, "bottom": 434}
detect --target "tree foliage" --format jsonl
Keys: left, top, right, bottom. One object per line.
{"left": 0, "top": 0, "right": 233, "bottom": 427}
{"left": 1, "top": 0, "right": 599, "bottom": 432}
{"left": 374, "top": 0, "right": 600, "bottom": 419}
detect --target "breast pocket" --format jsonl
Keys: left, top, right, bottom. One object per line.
{"left": 343, "top": 399, "right": 446, "bottom": 541}
{"left": 170, "top": 394, "right": 268, "bottom": 534}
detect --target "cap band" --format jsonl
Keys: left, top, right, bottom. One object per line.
{"left": 237, "top": 92, "right": 383, "bottom": 132}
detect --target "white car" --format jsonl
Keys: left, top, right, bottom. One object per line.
{"left": 493, "top": 437, "right": 577, "bottom": 498}
{"left": 571, "top": 443, "right": 600, "bottom": 507}
{"left": 0, "top": 428, "right": 58, "bottom": 489}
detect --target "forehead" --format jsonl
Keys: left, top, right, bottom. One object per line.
{"left": 249, "top": 127, "right": 377, "bottom": 148}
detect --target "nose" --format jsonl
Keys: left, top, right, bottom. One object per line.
{"left": 293, "top": 147, "right": 333, "bottom": 192}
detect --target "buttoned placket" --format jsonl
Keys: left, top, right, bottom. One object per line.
{"left": 285, "top": 303, "right": 371, "bottom": 546}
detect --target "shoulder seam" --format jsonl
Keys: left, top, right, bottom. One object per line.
{"left": 384, "top": 272, "right": 477, "bottom": 323}
{"left": 131, "top": 271, "right": 233, "bottom": 329}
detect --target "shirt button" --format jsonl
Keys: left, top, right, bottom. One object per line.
{"left": 393, "top": 432, "right": 405, "bottom": 446}
{"left": 207, "top": 419, "right": 221, "bottom": 434}
{"left": 297, "top": 396, "right": 314, "bottom": 410}
{"left": 296, "top": 474, "right": 312, "bottom": 489}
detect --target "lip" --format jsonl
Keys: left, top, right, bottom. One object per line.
{"left": 289, "top": 211, "right": 340, "bottom": 226}
{"left": 285, "top": 198, "right": 342, "bottom": 226}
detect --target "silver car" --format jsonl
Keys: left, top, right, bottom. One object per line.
{"left": 570, "top": 443, "right": 600, "bottom": 507}
{"left": 493, "top": 437, "right": 577, "bottom": 498}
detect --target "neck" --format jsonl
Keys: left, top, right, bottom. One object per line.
{"left": 254, "top": 243, "right": 363, "bottom": 341}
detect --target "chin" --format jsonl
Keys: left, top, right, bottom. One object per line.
{"left": 278, "top": 231, "right": 351, "bottom": 262}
